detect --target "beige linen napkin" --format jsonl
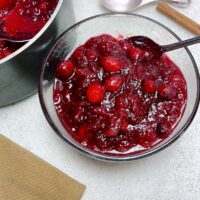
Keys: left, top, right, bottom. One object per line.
{"left": 0, "top": 134, "right": 86, "bottom": 200}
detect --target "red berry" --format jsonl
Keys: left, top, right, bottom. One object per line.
{"left": 105, "top": 75, "right": 123, "bottom": 92}
{"left": 142, "top": 79, "right": 156, "bottom": 93}
{"left": 136, "top": 64, "right": 145, "bottom": 79}
{"left": 101, "top": 56, "right": 121, "bottom": 72}
{"left": 105, "top": 117, "right": 121, "bottom": 137}
{"left": 77, "top": 126, "right": 88, "bottom": 141}
{"left": 105, "top": 129, "right": 117, "bottom": 137}
{"left": 95, "top": 133, "right": 110, "bottom": 150}
{"left": 120, "top": 120, "right": 129, "bottom": 131}
{"left": 118, "top": 40, "right": 132, "bottom": 51}
{"left": 130, "top": 97, "right": 141, "bottom": 114}
{"left": 143, "top": 127, "right": 157, "bottom": 143}
{"left": 129, "top": 47, "right": 143, "bottom": 61}
{"left": 73, "top": 46, "right": 85, "bottom": 58}
{"left": 86, "top": 49, "right": 97, "bottom": 61}
{"left": 115, "top": 94, "right": 129, "bottom": 109}
{"left": 57, "top": 60, "right": 75, "bottom": 79}
{"left": 158, "top": 84, "right": 177, "bottom": 100}
{"left": 156, "top": 123, "right": 171, "bottom": 139}
{"left": 137, "top": 126, "right": 156, "bottom": 148}
{"left": 116, "top": 136, "right": 131, "bottom": 152}
{"left": 86, "top": 82, "right": 105, "bottom": 104}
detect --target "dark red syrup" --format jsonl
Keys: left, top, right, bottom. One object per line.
{"left": 53, "top": 34, "right": 187, "bottom": 155}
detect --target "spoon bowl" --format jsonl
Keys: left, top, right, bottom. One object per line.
{"left": 101, "top": 0, "right": 142, "bottom": 12}
{"left": 101, "top": 0, "right": 191, "bottom": 12}
{"left": 126, "top": 36, "right": 162, "bottom": 59}
{"left": 126, "top": 35, "right": 200, "bottom": 60}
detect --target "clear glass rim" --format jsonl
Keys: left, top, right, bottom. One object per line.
{"left": 38, "top": 13, "right": 200, "bottom": 162}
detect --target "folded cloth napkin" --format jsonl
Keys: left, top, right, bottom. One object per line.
{"left": 0, "top": 134, "right": 86, "bottom": 200}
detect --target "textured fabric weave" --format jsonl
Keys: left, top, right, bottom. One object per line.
{"left": 0, "top": 135, "right": 86, "bottom": 200}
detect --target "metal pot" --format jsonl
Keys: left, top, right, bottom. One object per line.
{"left": 0, "top": 0, "right": 75, "bottom": 107}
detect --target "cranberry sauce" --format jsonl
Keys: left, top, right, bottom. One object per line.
{"left": 0, "top": 40, "right": 22, "bottom": 59}
{"left": 0, "top": 0, "right": 58, "bottom": 60}
{"left": 53, "top": 34, "right": 187, "bottom": 155}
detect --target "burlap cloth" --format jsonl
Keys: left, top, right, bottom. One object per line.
{"left": 0, "top": 134, "right": 86, "bottom": 200}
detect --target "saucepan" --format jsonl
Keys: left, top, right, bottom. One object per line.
{"left": 0, "top": 0, "right": 75, "bottom": 107}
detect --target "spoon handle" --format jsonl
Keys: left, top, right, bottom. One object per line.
{"left": 162, "top": 36, "right": 200, "bottom": 52}
{"left": 165, "top": 0, "right": 191, "bottom": 7}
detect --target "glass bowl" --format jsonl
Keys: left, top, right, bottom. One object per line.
{"left": 38, "top": 13, "right": 200, "bottom": 162}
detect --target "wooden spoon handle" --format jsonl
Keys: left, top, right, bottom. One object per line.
{"left": 157, "top": 1, "right": 200, "bottom": 35}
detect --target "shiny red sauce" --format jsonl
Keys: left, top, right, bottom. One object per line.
{"left": 54, "top": 34, "right": 187, "bottom": 155}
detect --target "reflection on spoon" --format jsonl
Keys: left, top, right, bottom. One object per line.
{"left": 101, "top": 0, "right": 191, "bottom": 12}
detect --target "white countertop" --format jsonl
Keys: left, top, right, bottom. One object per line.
{"left": 1, "top": 1, "right": 200, "bottom": 199}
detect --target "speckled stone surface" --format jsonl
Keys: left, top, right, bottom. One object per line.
{"left": 0, "top": 1, "right": 200, "bottom": 199}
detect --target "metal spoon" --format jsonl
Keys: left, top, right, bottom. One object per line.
{"left": 126, "top": 35, "right": 200, "bottom": 59}
{"left": 0, "top": 33, "right": 30, "bottom": 43}
{"left": 101, "top": 0, "right": 191, "bottom": 12}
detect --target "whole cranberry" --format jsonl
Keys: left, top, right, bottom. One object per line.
{"left": 101, "top": 56, "right": 121, "bottom": 72}
{"left": 120, "top": 120, "right": 129, "bottom": 131}
{"left": 105, "top": 117, "right": 121, "bottom": 137}
{"left": 86, "top": 49, "right": 97, "bottom": 61}
{"left": 116, "top": 135, "right": 131, "bottom": 152}
{"left": 115, "top": 94, "right": 129, "bottom": 109}
{"left": 118, "top": 40, "right": 132, "bottom": 51}
{"left": 143, "top": 127, "right": 157, "bottom": 143}
{"left": 95, "top": 133, "right": 112, "bottom": 151}
{"left": 57, "top": 60, "right": 75, "bottom": 79}
{"left": 158, "top": 84, "right": 177, "bottom": 100}
{"left": 73, "top": 46, "right": 85, "bottom": 58}
{"left": 128, "top": 94, "right": 141, "bottom": 113}
{"left": 129, "top": 47, "right": 143, "bottom": 61}
{"left": 142, "top": 79, "right": 156, "bottom": 93}
{"left": 86, "top": 82, "right": 105, "bottom": 104}
{"left": 136, "top": 64, "right": 145, "bottom": 79}
{"left": 105, "top": 129, "right": 117, "bottom": 137}
{"left": 156, "top": 123, "right": 171, "bottom": 138}
{"left": 105, "top": 75, "right": 123, "bottom": 92}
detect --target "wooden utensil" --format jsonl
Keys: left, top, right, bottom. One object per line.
{"left": 157, "top": 1, "right": 200, "bottom": 35}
